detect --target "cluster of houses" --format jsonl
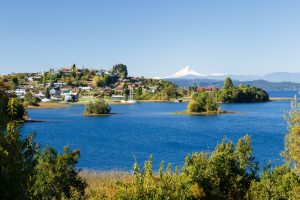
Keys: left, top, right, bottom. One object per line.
{"left": 7, "top": 67, "right": 220, "bottom": 104}
{"left": 10, "top": 67, "right": 160, "bottom": 103}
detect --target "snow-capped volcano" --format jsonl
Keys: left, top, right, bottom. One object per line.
{"left": 169, "top": 66, "right": 207, "bottom": 78}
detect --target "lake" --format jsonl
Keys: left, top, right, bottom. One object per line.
{"left": 22, "top": 91, "right": 299, "bottom": 171}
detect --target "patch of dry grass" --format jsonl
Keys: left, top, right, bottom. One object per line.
{"left": 80, "top": 170, "right": 132, "bottom": 200}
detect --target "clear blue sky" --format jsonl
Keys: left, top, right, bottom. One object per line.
{"left": 1, "top": 0, "right": 300, "bottom": 77}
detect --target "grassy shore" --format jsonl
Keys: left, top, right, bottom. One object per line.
{"left": 270, "top": 97, "right": 296, "bottom": 101}
{"left": 80, "top": 170, "right": 132, "bottom": 199}
{"left": 27, "top": 102, "right": 68, "bottom": 109}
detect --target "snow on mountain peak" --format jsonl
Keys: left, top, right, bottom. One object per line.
{"left": 170, "top": 66, "right": 207, "bottom": 78}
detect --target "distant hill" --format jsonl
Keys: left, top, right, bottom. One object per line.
{"left": 166, "top": 67, "right": 300, "bottom": 83}
{"left": 166, "top": 78, "right": 300, "bottom": 91}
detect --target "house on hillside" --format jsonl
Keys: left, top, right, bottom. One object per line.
{"left": 50, "top": 88, "right": 61, "bottom": 97}
{"left": 148, "top": 86, "right": 158, "bottom": 93}
{"left": 115, "top": 83, "right": 125, "bottom": 93}
{"left": 15, "top": 88, "right": 27, "bottom": 96}
{"left": 54, "top": 82, "right": 66, "bottom": 88}
{"left": 62, "top": 68, "right": 73, "bottom": 76}
{"left": 27, "top": 76, "right": 42, "bottom": 82}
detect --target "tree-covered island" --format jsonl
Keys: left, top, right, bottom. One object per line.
{"left": 83, "top": 99, "right": 111, "bottom": 116}
{"left": 216, "top": 77, "right": 269, "bottom": 103}
{"left": 178, "top": 77, "right": 269, "bottom": 115}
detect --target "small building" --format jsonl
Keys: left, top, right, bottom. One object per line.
{"left": 62, "top": 68, "right": 72, "bottom": 76}
{"left": 36, "top": 84, "right": 45, "bottom": 88}
{"left": 111, "top": 95, "right": 124, "bottom": 102}
{"left": 27, "top": 76, "right": 42, "bottom": 82}
{"left": 54, "top": 82, "right": 66, "bottom": 88}
{"left": 148, "top": 86, "right": 157, "bottom": 93}
{"left": 50, "top": 88, "right": 61, "bottom": 97}
{"left": 115, "top": 83, "right": 125, "bottom": 92}
{"left": 15, "top": 88, "right": 26, "bottom": 96}
{"left": 80, "top": 86, "right": 92, "bottom": 91}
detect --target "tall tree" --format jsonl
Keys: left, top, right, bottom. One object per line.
{"left": 111, "top": 64, "right": 128, "bottom": 78}
{"left": 224, "top": 77, "right": 234, "bottom": 89}
{"left": 283, "top": 101, "right": 300, "bottom": 174}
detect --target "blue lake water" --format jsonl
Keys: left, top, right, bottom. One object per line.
{"left": 22, "top": 91, "right": 299, "bottom": 171}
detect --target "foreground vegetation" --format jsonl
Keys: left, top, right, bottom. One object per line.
{"left": 0, "top": 92, "right": 86, "bottom": 199}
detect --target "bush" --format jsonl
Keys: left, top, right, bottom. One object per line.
{"left": 32, "top": 146, "right": 86, "bottom": 199}
{"left": 23, "top": 93, "right": 40, "bottom": 106}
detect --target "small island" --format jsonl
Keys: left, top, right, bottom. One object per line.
{"left": 216, "top": 77, "right": 269, "bottom": 103}
{"left": 176, "top": 91, "right": 226, "bottom": 115}
{"left": 83, "top": 99, "right": 112, "bottom": 116}
{"left": 176, "top": 77, "right": 268, "bottom": 115}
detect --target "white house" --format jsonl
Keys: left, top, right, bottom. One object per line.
{"left": 80, "top": 86, "right": 92, "bottom": 91}
{"left": 15, "top": 88, "right": 26, "bottom": 96}
{"left": 54, "top": 83, "right": 66, "bottom": 88}
{"left": 50, "top": 88, "right": 61, "bottom": 97}
{"left": 27, "top": 76, "right": 42, "bottom": 82}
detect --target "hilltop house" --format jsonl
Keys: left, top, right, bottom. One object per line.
{"left": 27, "top": 76, "right": 42, "bottom": 82}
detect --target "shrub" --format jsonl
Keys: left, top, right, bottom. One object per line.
{"left": 23, "top": 93, "right": 40, "bottom": 106}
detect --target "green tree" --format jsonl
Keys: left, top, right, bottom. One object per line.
{"left": 92, "top": 76, "right": 105, "bottom": 88}
{"left": 111, "top": 64, "right": 128, "bottom": 78}
{"left": 23, "top": 93, "right": 40, "bottom": 107}
{"left": 32, "top": 146, "right": 86, "bottom": 199}
{"left": 0, "top": 98, "right": 38, "bottom": 200}
{"left": 66, "top": 79, "right": 73, "bottom": 87}
{"left": 187, "top": 91, "right": 219, "bottom": 113}
{"left": 283, "top": 101, "right": 300, "bottom": 174}
{"left": 224, "top": 77, "right": 234, "bottom": 90}
{"left": 182, "top": 135, "right": 258, "bottom": 200}
{"left": 0, "top": 94, "right": 86, "bottom": 199}
{"left": 12, "top": 76, "right": 19, "bottom": 88}
{"left": 45, "top": 87, "right": 50, "bottom": 99}
{"left": 247, "top": 165, "right": 300, "bottom": 200}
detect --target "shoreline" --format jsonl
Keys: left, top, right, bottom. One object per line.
{"left": 174, "top": 110, "right": 237, "bottom": 115}
{"left": 27, "top": 102, "right": 68, "bottom": 109}
{"left": 270, "top": 97, "right": 296, "bottom": 101}
{"left": 25, "top": 97, "right": 297, "bottom": 110}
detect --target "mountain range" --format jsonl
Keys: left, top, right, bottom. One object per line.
{"left": 165, "top": 66, "right": 300, "bottom": 83}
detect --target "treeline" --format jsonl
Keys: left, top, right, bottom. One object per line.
{"left": 168, "top": 78, "right": 300, "bottom": 91}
